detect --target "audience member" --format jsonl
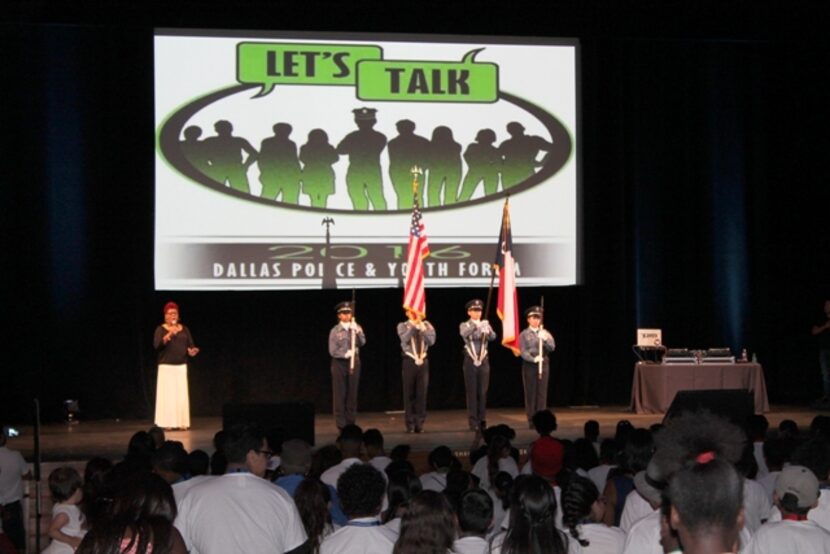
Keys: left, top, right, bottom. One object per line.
{"left": 320, "top": 464, "right": 396, "bottom": 553}
{"left": 186, "top": 449, "right": 209, "bottom": 477}
{"left": 389, "top": 444, "right": 411, "bottom": 463}
{"left": 0, "top": 425, "right": 31, "bottom": 553}
{"left": 561, "top": 474, "right": 624, "bottom": 553}
{"left": 294, "top": 478, "right": 336, "bottom": 554}
{"left": 419, "top": 446, "right": 454, "bottom": 492}
{"left": 364, "top": 429, "right": 392, "bottom": 474}
{"left": 489, "top": 474, "right": 572, "bottom": 554}
{"left": 209, "top": 430, "right": 228, "bottom": 475}
{"left": 584, "top": 419, "right": 601, "bottom": 456}
{"left": 123, "top": 431, "right": 156, "bottom": 474}
{"left": 276, "top": 439, "right": 347, "bottom": 526}
{"left": 472, "top": 434, "right": 519, "bottom": 490}
{"left": 766, "top": 437, "right": 830, "bottom": 531}
{"left": 77, "top": 472, "right": 187, "bottom": 554}
{"left": 602, "top": 427, "right": 653, "bottom": 527}
{"left": 392, "top": 490, "right": 455, "bottom": 554}
{"left": 757, "top": 437, "right": 787, "bottom": 501}
{"left": 81, "top": 457, "right": 113, "bottom": 531}
{"left": 668, "top": 457, "right": 745, "bottom": 554}
{"left": 587, "top": 439, "right": 618, "bottom": 496}
{"left": 746, "top": 414, "right": 770, "bottom": 479}
{"left": 746, "top": 465, "right": 830, "bottom": 553}
{"left": 147, "top": 426, "right": 166, "bottom": 450}
{"left": 778, "top": 419, "right": 800, "bottom": 441}
{"left": 443, "top": 469, "right": 478, "bottom": 513}
{"left": 383, "top": 470, "right": 421, "bottom": 529}
{"left": 174, "top": 423, "right": 307, "bottom": 553}
{"left": 321, "top": 425, "right": 365, "bottom": 488}
{"left": 42, "top": 467, "right": 86, "bottom": 553}
{"left": 734, "top": 442, "right": 771, "bottom": 533}
{"left": 453, "top": 488, "right": 494, "bottom": 554}
{"left": 151, "top": 441, "right": 189, "bottom": 485}
{"left": 310, "top": 444, "right": 342, "bottom": 479}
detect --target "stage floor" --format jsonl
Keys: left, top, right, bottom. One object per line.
{"left": 7, "top": 404, "right": 824, "bottom": 464}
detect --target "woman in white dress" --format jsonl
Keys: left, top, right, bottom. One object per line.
{"left": 153, "top": 302, "right": 199, "bottom": 429}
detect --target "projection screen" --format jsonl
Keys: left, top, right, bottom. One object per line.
{"left": 154, "top": 29, "right": 579, "bottom": 290}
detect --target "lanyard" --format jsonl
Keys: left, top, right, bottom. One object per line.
{"left": 405, "top": 326, "right": 427, "bottom": 365}
{"left": 465, "top": 322, "right": 488, "bottom": 366}
{"left": 347, "top": 519, "right": 381, "bottom": 527}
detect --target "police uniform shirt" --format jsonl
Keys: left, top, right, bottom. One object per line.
{"left": 329, "top": 322, "right": 366, "bottom": 359}
{"left": 396, "top": 320, "right": 436, "bottom": 358}
{"left": 459, "top": 319, "right": 496, "bottom": 358}
{"left": 519, "top": 327, "right": 555, "bottom": 363}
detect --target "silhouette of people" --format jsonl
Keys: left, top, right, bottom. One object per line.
{"left": 336, "top": 108, "right": 388, "bottom": 211}
{"left": 426, "top": 126, "right": 462, "bottom": 207}
{"left": 202, "top": 120, "right": 258, "bottom": 193}
{"left": 299, "top": 129, "right": 339, "bottom": 209}
{"left": 498, "top": 122, "right": 553, "bottom": 188}
{"left": 180, "top": 125, "right": 210, "bottom": 175}
{"left": 257, "top": 122, "right": 302, "bottom": 203}
{"left": 387, "top": 119, "right": 431, "bottom": 209}
{"left": 457, "top": 128, "right": 501, "bottom": 202}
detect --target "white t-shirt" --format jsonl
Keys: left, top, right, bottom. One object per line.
{"left": 368, "top": 455, "right": 392, "bottom": 474}
{"left": 42, "top": 503, "right": 86, "bottom": 554}
{"left": 453, "top": 535, "right": 489, "bottom": 554}
{"left": 321, "top": 457, "right": 364, "bottom": 489}
{"left": 571, "top": 522, "right": 626, "bottom": 554}
{"left": 419, "top": 471, "right": 448, "bottom": 492}
{"left": 622, "top": 508, "right": 752, "bottom": 554}
{"left": 756, "top": 470, "right": 779, "bottom": 503}
{"left": 175, "top": 472, "right": 307, "bottom": 554}
{"left": 0, "top": 446, "right": 28, "bottom": 503}
{"left": 172, "top": 475, "right": 215, "bottom": 507}
{"left": 497, "top": 485, "right": 564, "bottom": 533}
{"left": 745, "top": 519, "right": 830, "bottom": 554}
{"left": 489, "top": 529, "right": 583, "bottom": 553}
{"left": 587, "top": 464, "right": 616, "bottom": 496}
{"left": 621, "top": 510, "right": 661, "bottom": 554}
{"left": 471, "top": 456, "right": 519, "bottom": 490}
{"left": 320, "top": 518, "right": 397, "bottom": 554}
{"left": 618, "top": 490, "right": 654, "bottom": 533}
{"left": 743, "top": 477, "right": 772, "bottom": 533}
{"left": 753, "top": 441, "right": 770, "bottom": 480}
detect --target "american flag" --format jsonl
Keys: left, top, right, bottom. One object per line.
{"left": 495, "top": 199, "right": 520, "bottom": 355}
{"left": 403, "top": 175, "right": 430, "bottom": 317}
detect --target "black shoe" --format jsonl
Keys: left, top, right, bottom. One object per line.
{"left": 480, "top": 421, "right": 487, "bottom": 431}
{"left": 414, "top": 427, "right": 423, "bottom": 433}
{"left": 406, "top": 427, "right": 414, "bottom": 433}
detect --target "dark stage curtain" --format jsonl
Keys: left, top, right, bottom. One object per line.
{"left": 2, "top": 13, "right": 828, "bottom": 423}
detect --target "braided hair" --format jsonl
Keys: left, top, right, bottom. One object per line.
{"left": 560, "top": 475, "right": 599, "bottom": 547}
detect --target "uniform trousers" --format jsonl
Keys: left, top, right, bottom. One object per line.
{"left": 462, "top": 355, "right": 490, "bottom": 430}
{"left": 331, "top": 357, "right": 360, "bottom": 430}
{"left": 402, "top": 357, "right": 429, "bottom": 430}
{"left": 521, "top": 359, "right": 550, "bottom": 424}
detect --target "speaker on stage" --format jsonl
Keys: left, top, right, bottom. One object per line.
{"left": 222, "top": 402, "right": 315, "bottom": 446}
{"left": 664, "top": 389, "right": 753, "bottom": 427}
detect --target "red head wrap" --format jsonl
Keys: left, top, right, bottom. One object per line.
{"left": 163, "top": 301, "right": 179, "bottom": 314}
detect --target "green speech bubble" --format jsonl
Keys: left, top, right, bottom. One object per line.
{"left": 355, "top": 48, "right": 498, "bottom": 103}
{"left": 237, "top": 42, "right": 384, "bottom": 97}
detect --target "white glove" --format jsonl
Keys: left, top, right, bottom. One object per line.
{"left": 349, "top": 321, "right": 358, "bottom": 330}
{"left": 534, "top": 355, "right": 543, "bottom": 363}
{"left": 345, "top": 349, "right": 355, "bottom": 358}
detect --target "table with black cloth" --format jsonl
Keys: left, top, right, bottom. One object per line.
{"left": 630, "top": 362, "right": 770, "bottom": 414}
